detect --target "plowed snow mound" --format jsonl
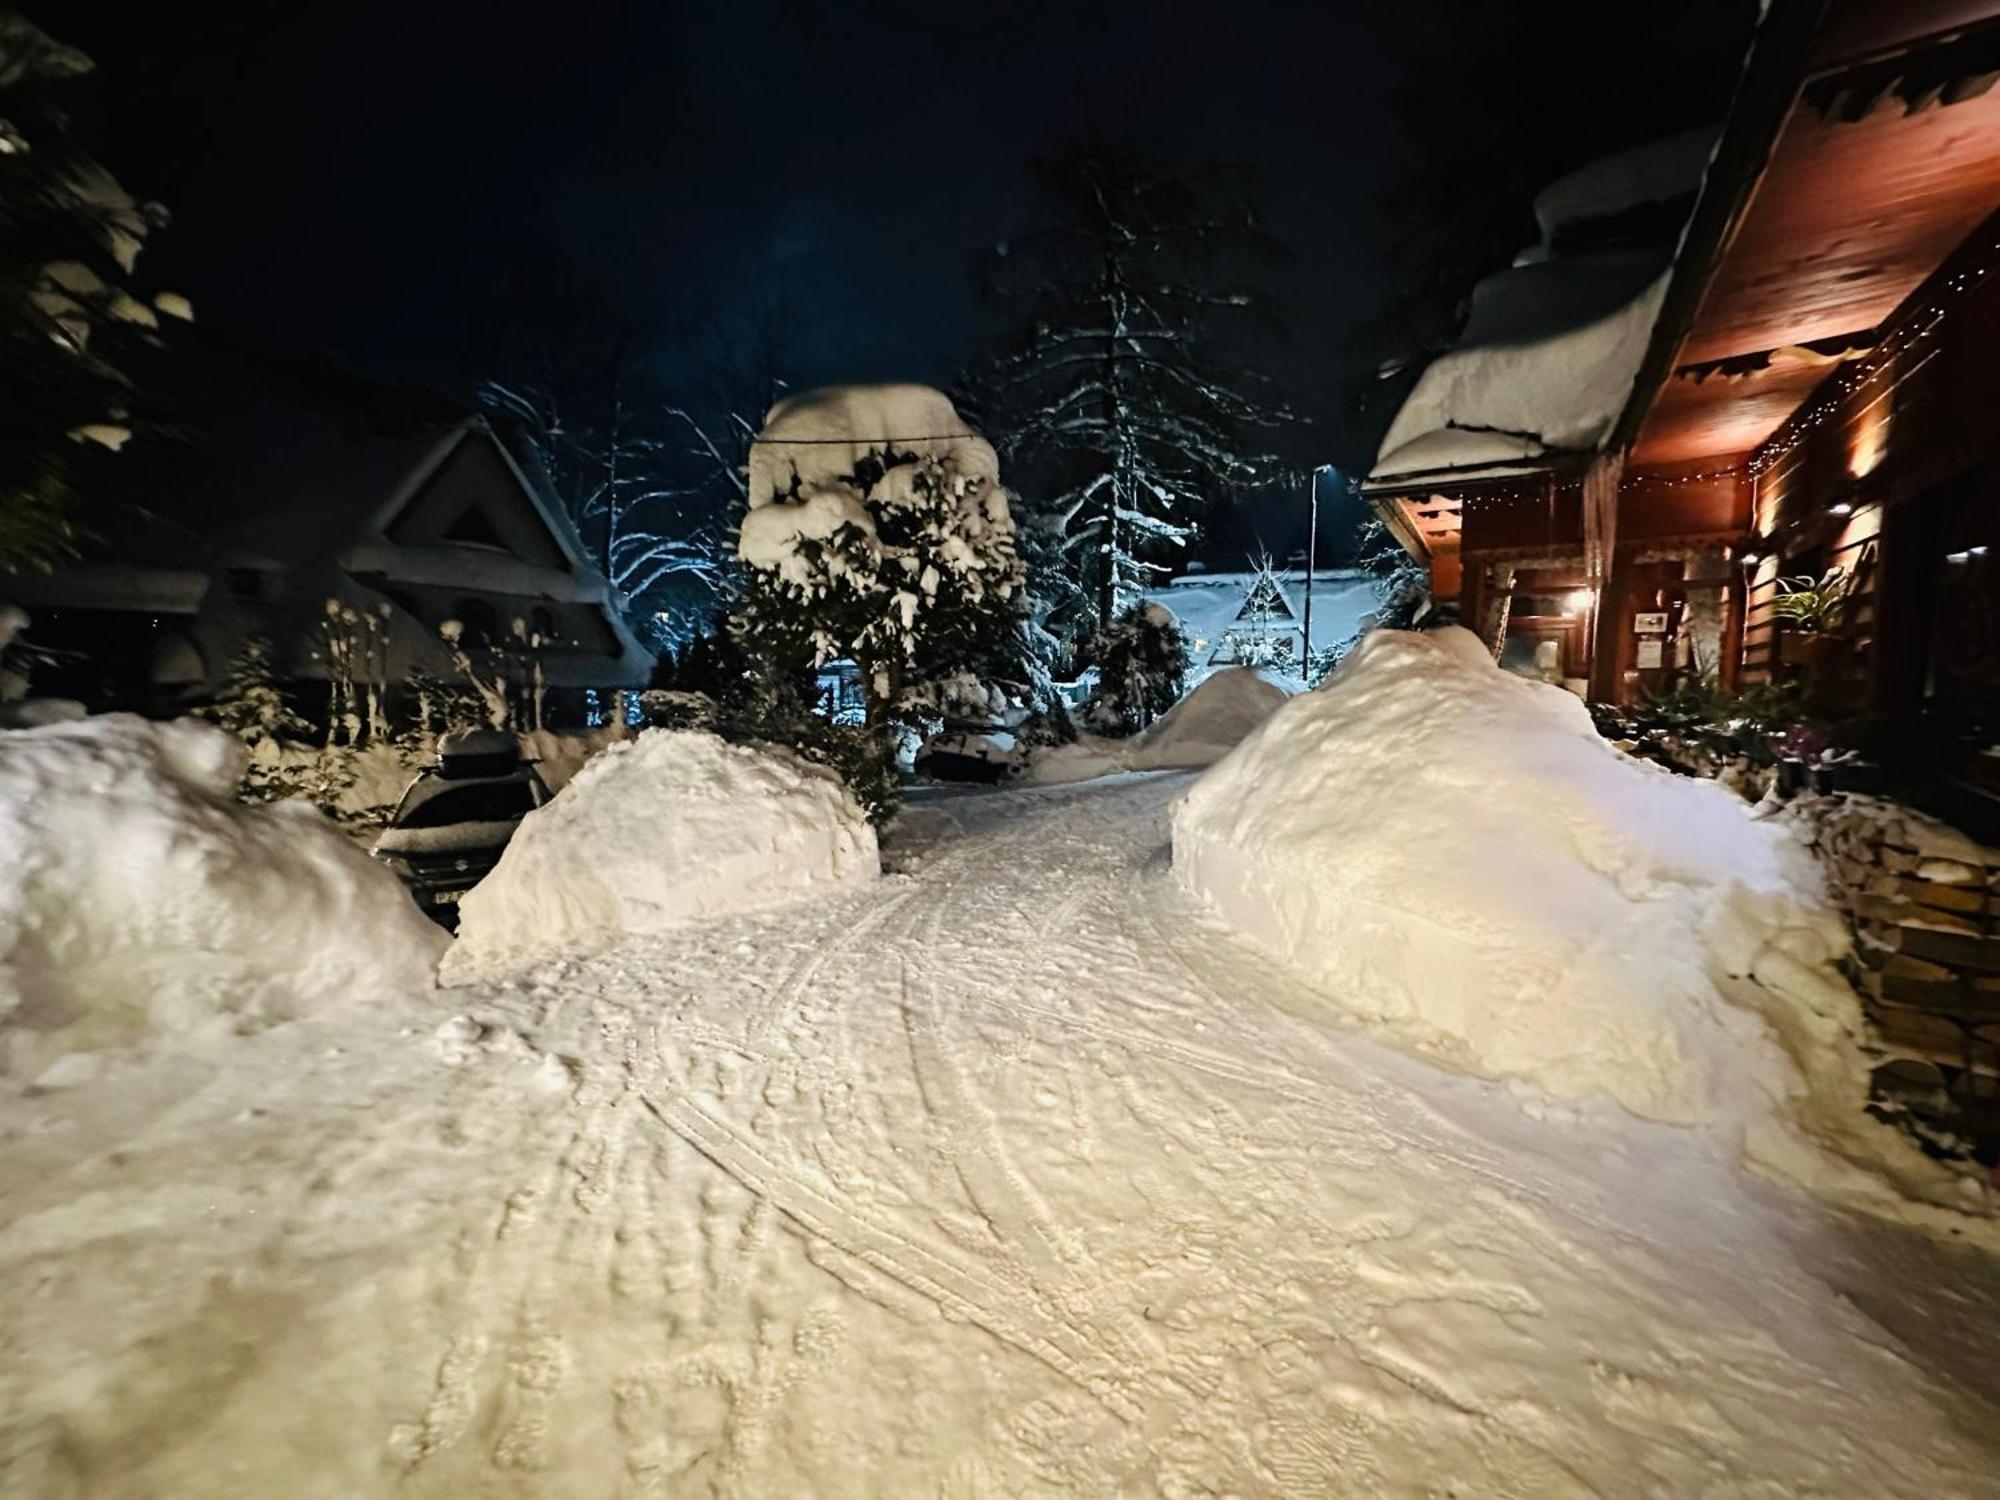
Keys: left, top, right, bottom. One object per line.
{"left": 1173, "top": 627, "right": 1991, "bottom": 1219}
{"left": 451, "top": 729, "right": 878, "bottom": 969}
{"left": 1130, "top": 667, "right": 1292, "bottom": 769}
{"left": 0, "top": 715, "right": 445, "bottom": 1074}
{"left": 1029, "top": 668, "right": 1291, "bottom": 783}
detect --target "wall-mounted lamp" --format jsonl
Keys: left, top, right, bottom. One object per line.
{"left": 1561, "top": 588, "right": 1593, "bottom": 617}
{"left": 1828, "top": 501, "right": 1853, "bottom": 517}
{"left": 1739, "top": 550, "right": 1762, "bottom": 569}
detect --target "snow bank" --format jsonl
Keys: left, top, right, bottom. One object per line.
{"left": 450, "top": 729, "right": 878, "bottom": 968}
{"left": 1172, "top": 629, "right": 1919, "bottom": 1171}
{"left": 0, "top": 716, "right": 445, "bottom": 1074}
{"left": 518, "top": 724, "right": 631, "bottom": 793}
{"left": 1129, "top": 667, "right": 1292, "bottom": 770}
{"left": 1029, "top": 668, "right": 1291, "bottom": 783}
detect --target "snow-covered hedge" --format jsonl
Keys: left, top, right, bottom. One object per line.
{"left": 450, "top": 729, "right": 879, "bottom": 969}
{"left": 0, "top": 716, "right": 445, "bottom": 1075}
{"left": 1173, "top": 628, "right": 1864, "bottom": 1131}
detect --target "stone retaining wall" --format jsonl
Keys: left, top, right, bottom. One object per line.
{"left": 1794, "top": 794, "right": 2000, "bottom": 1161}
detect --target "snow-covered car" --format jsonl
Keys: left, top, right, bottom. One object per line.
{"left": 370, "top": 729, "right": 550, "bottom": 928}
{"left": 915, "top": 727, "right": 1026, "bottom": 784}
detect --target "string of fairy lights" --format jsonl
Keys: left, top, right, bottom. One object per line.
{"left": 1396, "top": 235, "right": 1999, "bottom": 527}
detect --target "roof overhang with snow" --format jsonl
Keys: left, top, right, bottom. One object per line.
{"left": 1620, "top": 0, "right": 2000, "bottom": 467}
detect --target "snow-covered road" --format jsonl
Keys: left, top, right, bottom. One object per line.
{"left": 4, "top": 773, "right": 1999, "bottom": 1497}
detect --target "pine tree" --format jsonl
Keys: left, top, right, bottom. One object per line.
{"left": 0, "top": 10, "right": 184, "bottom": 573}
{"left": 973, "top": 138, "right": 1289, "bottom": 635}
{"left": 1086, "top": 603, "right": 1189, "bottom": 736}
{"left": 198, "top": 638, "right": 310, "bottom": 745}
{"left": 734, "top": 406, "right": 1025, "bottom": 739}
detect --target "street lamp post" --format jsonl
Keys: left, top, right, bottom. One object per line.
{"left": 1303, "top": 464, "right": 1333, "bottom": 675}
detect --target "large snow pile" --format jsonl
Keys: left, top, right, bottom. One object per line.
{"left": 451, "top": 729, "right": 878, "bottom": 967}
{"left": 1030, "top": 668, "right": 1291, "bottom": 783}
{"left": 0, "top": 715, "right": 444, "bottom": 1074}
{"left": 1173, "top": 628, "right": 1887, "bottom": 1148}
{"left": 1130, "top": 667, "right": 1292, "bottom": 770}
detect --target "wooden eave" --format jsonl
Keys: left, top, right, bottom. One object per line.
{"left": 1619, "top": 0, "right": 2000, "bottom": 469}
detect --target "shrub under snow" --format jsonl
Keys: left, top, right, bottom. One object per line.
{"left": 450, "top": 729, "right": 879, "bottom": 968}
{"left": 0, "top": 716, "right": 446, "bottom": 1075}
{"left": 1172, "top": 627, "right": 1880, "bottom": 1142}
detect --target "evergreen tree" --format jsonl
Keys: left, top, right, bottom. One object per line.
{"left": 1086, "top": 603, "right": 1189, "bottom": 736}
{"left": 198, "top": 638, "right": 310, "bottom": 745}
{"left": 973, "top": 138, "right": 1288, "bottom": 635}
{"left": 735, "top": 412, "right": 1025, "bottom": 738}
{"left": 0, "top": 10, "right": 183, "bottom": 573}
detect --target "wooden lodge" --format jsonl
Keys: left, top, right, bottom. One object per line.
{"left": 1367, "top": 0, "right": 2000, "bottom": 753}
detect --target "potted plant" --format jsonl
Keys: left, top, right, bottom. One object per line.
{"left": 1771, "top": 567, "right": 1853, "bottom": 669}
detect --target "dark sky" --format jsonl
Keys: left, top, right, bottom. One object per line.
{"left": 45, "top": 0, "right": 1754, "bottom": 479}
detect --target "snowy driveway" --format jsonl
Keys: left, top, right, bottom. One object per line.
{"left": 4, "top": 773, "right": 1999, "bottom": 1496}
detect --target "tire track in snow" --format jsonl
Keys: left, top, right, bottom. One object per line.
{"left": 638, "top": 1089, "right": 1147, "bottom": 1423}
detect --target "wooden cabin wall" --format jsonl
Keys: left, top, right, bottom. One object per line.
{"left": 1739, "top": 234, "right": 2000, "bottom": 707}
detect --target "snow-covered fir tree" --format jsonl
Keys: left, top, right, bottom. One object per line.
{"left": 1086, "top": 602, "right": 1189, "bottom": 736}
{"left": 198, "top": 638, "right": 310, "bottom": 745}
{"left": 734, "top": 386, "right": 1024, "bottom": 738}
{"left": 972, "top": 138, "right": 1288, "bottom": 635}
{"left": 1355, "top": 515, "right": 1431, "bottom": 630}
{"left": 0, "top": 10, "right": 188, "bottom": 573}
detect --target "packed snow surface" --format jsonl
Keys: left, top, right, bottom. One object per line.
{"left": 450, "top": 729, "right": 878, "bottom": 968}
{"left": 0, "top": 715, "right": 443, "bottom": 1075}
{"left": 1172, "top": 628, "right": 1988, "bottom": 1211}
{"left": 3, "top": 774, "right": 1997, "bottom": 1497}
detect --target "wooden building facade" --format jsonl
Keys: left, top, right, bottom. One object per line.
{"left": 1368, "top": 0, "right": 2000, "bottom": 740}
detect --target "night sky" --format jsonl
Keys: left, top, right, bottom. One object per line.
{"left": 48, "top": 0, "right": 1754, "bottom": 487}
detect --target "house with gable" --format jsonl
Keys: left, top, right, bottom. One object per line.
{"left": 5, "top": 341, "right": 653, "bottom": 725}
{"left": 1144, "top": 564, "right": 1381, "bottom": 685}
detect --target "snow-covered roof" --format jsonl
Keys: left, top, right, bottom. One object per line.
{"left": 1532, "top": 128, "right": 1717, "bottom": 249}
{"left": 1368, "top": 267, "right": 1670, "bottom": 486}
{"left": 1366, "top": 132, "right": 1713, "bottom": 492}
{"left": 1145, "top": 568, "right": 1380, "bottom": 680}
